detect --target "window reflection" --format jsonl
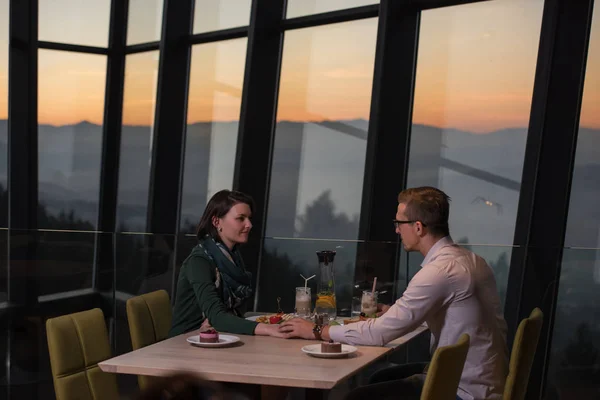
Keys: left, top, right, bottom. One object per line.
{"left": 286, "top": 0, "right": 378, "bottom": 19}
{"left": 408, "top": 0, "right": 543, "bottom": 247}
{"left": 39, "top": 0, "right": 110, "bottom": 47}
{"left": 548, "top": 7, "right": 600, "bottom": 398}
{"left": 38, "top": 50, "right": 107, "bottom": 230}
{"left": 267, "top": 19, "right": 377, "bottom": 240}
{"left": 127, "top": 0, "right": 164, "bottom": 45}
{"left": 179, "top": 39, "right": 247, "bottom": 233}
{"left": 193, "top": 0, "right": 251, "bottom": 33}
{"left": 117, "top": 51, "right": 160, "bottom": 232}
{"left": 259, "top": 19, "right": 377, "bottom": 318}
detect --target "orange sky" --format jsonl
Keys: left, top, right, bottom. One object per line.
{"left": 0, "top": 0, "right": 599, "bottom": 132}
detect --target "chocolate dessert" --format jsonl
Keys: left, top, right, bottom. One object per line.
{"left": 199, "top": 328, "right": 219, "bottom": 343}
{"left": 321, "top": 340, "right": 342, "bottom": 353}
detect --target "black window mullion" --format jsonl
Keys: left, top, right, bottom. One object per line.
{"left": 8, "top": 0, "right": 38, "bottom": 305}
{"left": 504, "top": 0, "right": 595, "bottom": 398}
{"left": 233, "top": 0, "right": 286, "bottom": 307}
{"left": 358, "top": 0, "right": 420, "bottom": 245}
{"left": 146, "top": 0, "right": 194, "bottom": 236}
{"left": 355, "top": 0, "right": 420, "bottom": 309}
{"left": 93, "top": 0, "right": 128, "bottom": 342}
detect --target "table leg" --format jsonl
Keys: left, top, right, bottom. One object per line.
{"left": 260, "top": 385, "right": 290, "bottom": 399}
{"left": 305, "top": 388, "right": 329, "bottom": 400}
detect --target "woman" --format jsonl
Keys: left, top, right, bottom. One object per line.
{"left": 169, "top": 190, "right": 282, "bottom": 338}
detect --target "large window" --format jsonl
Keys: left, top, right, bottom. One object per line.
{"left": 38, "top": 50, "right": 107, "bottom": 230}
{"left": 546, "top": 6, "right": 600, "bottom": 398}
{"left": 259, "top": 19, "right": 378, "bottom": 313}
{"left": 193, "top": 0, "right": 251, "bottom": 33}
{"left": 286, "top": 0, "right": 378, "bottom": 19}
{"left": 116, "top": 51, "right": 160, "bottom": 232}
{"left": 38, "top": 0, "right": 110, "bottom": 47}
{"left": 127, "top": 0, "right": 164, "bottom": 45}
{"left": 179, "top": 39, "right": 247, "bottom": 233}
{"left": 406, "top": 0, "right": 544, "bottom": 305}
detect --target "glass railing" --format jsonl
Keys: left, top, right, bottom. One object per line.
{"left": 0, "top": 229, "right": 522, "bottom": 397}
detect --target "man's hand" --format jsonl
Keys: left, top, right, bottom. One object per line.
{"left": 278, "top": 318, "right": 315, "bottom": 339}
{"left": 376, "top": 303, "right": 391, "bottom": 317}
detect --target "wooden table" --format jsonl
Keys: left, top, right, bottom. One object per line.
{"left": 99, "top": 325, "right": 428, "bottom": 390}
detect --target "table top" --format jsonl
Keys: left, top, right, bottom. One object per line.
{"left": 99, "top": 325, "right": 428, "bottom": 390}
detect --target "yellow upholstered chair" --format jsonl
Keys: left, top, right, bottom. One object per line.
{"left": 126, "top": 289, "right": 172, "bottom": 389}
{"left": 421, "top": 333, "right": 470, "bottom": 400}
{"left": 503, "top": 307, "right": 544, "bottom": 400}
{"left": 46, "top": 308, "right": 119, "bottom": 400}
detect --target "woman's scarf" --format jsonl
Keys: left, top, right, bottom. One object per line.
{"left": 199, "top": 236, "right": 253, "bottom": 313}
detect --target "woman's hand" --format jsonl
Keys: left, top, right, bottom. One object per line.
{"left": 278, "top": 318, "right": 315, "bottom": 340}
{"left": 200, "top": 318, "right": 213, "bottom": 330}
{"left": 376, "top": 303, "right": 391, "bottom": 317}
{"left": 254, "top": 323, "right": 289, "bottom": 338}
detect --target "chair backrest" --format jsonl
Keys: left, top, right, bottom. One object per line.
{"left": 421, "top": 334, "right": 470, "bottom": 400}
{"left": 126, "top": 289, "right": 172, "bottom": 389}
{"left": 46, "top": 308, "right": 119, "bottom": 400}
{"left": 503, "top": 307, "right": 544, "bottom": 400}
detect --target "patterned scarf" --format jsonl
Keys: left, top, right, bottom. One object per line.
{"left": 199, "top": 236, "right": 253, "bottom": 313}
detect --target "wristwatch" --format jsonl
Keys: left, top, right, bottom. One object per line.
{"left": 312, "top": 323, "right": 323, "bottom": 341}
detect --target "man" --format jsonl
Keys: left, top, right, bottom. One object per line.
{"left": 280, "top": 187, "right": 508, "bottom": 400}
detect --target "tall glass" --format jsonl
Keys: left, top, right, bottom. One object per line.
{"left": 295, "top": 287, "right": 311, "bottom": 317}
{"left": 315, "top": 250, "right": 337, "bottom": 319}
{"left": 361, "top": 290, "right": 378, "bottom": 316}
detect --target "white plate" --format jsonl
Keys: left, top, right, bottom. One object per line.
{"left": 186, "top": 334, "right": 240, "bottom": 348}
{"left": 301, "top": 344, "right": 357, "bottom": 359}
{"left": 245, "top": 314, "right": 296, "bottom": 323}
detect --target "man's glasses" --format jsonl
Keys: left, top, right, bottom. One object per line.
{"left": 392, "top": 219, "right": 427, "bottom": 228}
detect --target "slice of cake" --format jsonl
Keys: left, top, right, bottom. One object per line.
{"left": 321, "top": 340, "right": 342, "bottom": 353}
{"left": 199, "top": 328, "right": 219, "bottom": 343}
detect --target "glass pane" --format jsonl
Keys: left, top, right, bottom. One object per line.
{"left": 286, "top": 0, "right": 378, "bottom": 19}
{"left": 564, "top": 7, "right": 600, "bottom": 249}
{"left": 546, "top": 8, "right": 600, "bottom": 398}
{"left": 38, "top": 50, "right": 107, "bottom": 230}
{"left": 39, "top": 0, "right": 111, "bottom": 47}
{"left": 180, "top": 39, "right": 247, "bottom": 233}
{"left": 0, "top": 0, "right": 7, "bottom": 228}
{"left": 117, "top": 51, "right": 160, "bottom": 232}
{"left": 193, "top": 0, "right": 251, "bottom": 33}
{"left": 127, "top": 0, "right": 164, "bottom": 45}
{"left": 408, "top": 0, "right": 543, "bottom": 248}
{"left": 546, "top": 249, "right": 600, "bottom": 398}
{"left": 266, "top": 19, "right": 377, "bottom": 240}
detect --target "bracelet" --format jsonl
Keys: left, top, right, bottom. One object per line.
{"left": 312, "top": 323, "right": 323, "bottom": 341}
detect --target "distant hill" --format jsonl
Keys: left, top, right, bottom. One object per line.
{"left": 0, "top": 119, "right": 598, "bottom": 247}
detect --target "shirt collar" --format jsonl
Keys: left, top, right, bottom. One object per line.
{"left": 421, "top": 236, "right": 454, "bottom": 266}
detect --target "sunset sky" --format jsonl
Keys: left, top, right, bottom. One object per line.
{"left": 0, "top": 0, "right": 598, "bottom": 132}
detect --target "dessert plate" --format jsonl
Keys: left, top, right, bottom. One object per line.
{"left": 301, "top": 344, "right": 357, "bottom": 359}
{"left": 186, "top": 334, "right": 240, "bottom": 348}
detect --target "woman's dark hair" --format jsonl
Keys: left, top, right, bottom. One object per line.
{"left": 196, "top": 190, "right": 255, "bottom": 241}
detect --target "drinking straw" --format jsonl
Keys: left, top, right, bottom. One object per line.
{"left": 372, "top": 277, "right": 377, "bottom": 294}
{"left": 300, "top": 274, "right": 316, "bottom": 293}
